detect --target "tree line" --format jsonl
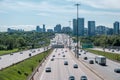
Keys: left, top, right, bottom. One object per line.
{"left": 80, "top": 35, "right": 120, "bottom": 48}
{"left": 0, "top": 32, "right": 54, "bottom": 50}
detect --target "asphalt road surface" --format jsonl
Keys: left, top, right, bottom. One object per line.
{"left": 92, "top": 47, "right": 120, "bottom": 54}
{"left": 38, "top": 48, "right": 102, "bottom": 80}
{"left": 0, "top": 47, "right": 49, "bottom": 70}
{"left": 72, "top": 49, "right": 120, "bottom": 80}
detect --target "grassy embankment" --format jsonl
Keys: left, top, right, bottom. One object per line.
{"left": 0, "top": 49, "right": 19, "bottom": 56}
{"left": 87, "top": 49, "right": 120, "bottom": 62}
{"left": 0, "top": 49, "right": 52, "bottom": 80}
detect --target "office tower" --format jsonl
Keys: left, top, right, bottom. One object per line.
{"left": 43, "top": 24, "right": 46, "bottom": 32}
{"left": 96, "top": 25, "right": 106, "bottom": 35}
{"left": 106, "top": 28, "right": 113, "bottom": 35}
{"left": 61, "top": 26, "right": 72, "bottom": 33}
{"left": 73, "top": 19, "right": 77, "bottom": 35}
{"left": 88, "top": 21, "right": 95, "bottom": 36}
{"left": 78, "top": 18, "right": 84, "bottom": 36}
{"left": 54, "top": 24, "right": 61, "bottom": 33}
{"left": 47, "top": 29, "right": 53, "bottom": 32}
{"left": 113, "top": 21, "right": 119, "bottom": 34}
{"left": 36, "top": 25, "right": 42, "bottom": 32}
{"left": 36, "top": 25, "right": 40, "bottom": 32}
{"left": 73, "top": 18, "right": 84, "bottom": 36}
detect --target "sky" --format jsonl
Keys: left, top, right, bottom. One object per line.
{"left": 0, "top": 0, "right": 120, "bottom": 32}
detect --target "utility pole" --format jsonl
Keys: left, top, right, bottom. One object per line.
{"left": 75, "top": 3, "right": 80, "bottom": 58}
{"left": 69, "top": 21, "right": 71, "bottom": 49}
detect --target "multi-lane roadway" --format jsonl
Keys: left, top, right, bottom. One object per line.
{"left": 37, "top": 48, "right": 102, "bottom": 80}
{"left": 92, "top": 47, "right": 120, "bottom": 54}
{"left": 0, "top": 47, "right": 49, "bottom": 70}
{"left": 35, "top": 34, "right": 120, "bottom": 80}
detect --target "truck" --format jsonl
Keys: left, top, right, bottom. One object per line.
{"left": 95, "top": 56, "right": 106, "bottom": 66}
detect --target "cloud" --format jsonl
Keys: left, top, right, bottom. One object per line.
{"left": 0, "top": 10, "right": 7, "bottom": 14}
{"left": 36, "top": 13, "right": 50, "bottom": 16}
{"left": 66, "top": 0, "right": 120, "bottom": 10}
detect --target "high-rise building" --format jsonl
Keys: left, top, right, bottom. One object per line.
{"left": 78, "top": 18, "right": 84, "bottom": 36}
{"left": 43, "top": 24, "right": 46, "bottom": 32}
{"left": 36, "top": 25, "right": 42, "bottom": 32}
{"left": 113, "top": 21, "right": 119, "bottom": 34}
{"left": 73, "top": 18, "right": 84, "bottom": 36}
{"left": 96, "top": 25, "right": 106, "bottom": 35}
{"left": 61, "top": 27, "right": 72, "bottom": 33}
{"left": 73, "top": 19, "right": 77, "bottom": 35}
{"left": 54, "top": 24, "right": 61, "bottom": 33}
{"left": 47, "top": 29, "right": 53, "bottom": 32}
{"left": 88, "top": 21, "right": 95, "bottom": 36}
{"left": 106, "top": 28, "right": 113, "bottom": 35}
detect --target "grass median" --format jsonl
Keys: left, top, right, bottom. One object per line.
{"left": 86, "top": 49, "right": 120, "bottom": 62}
{"left": 0, "top": 49, "right": 52, "bottom": 80}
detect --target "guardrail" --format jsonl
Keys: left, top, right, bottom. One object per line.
{"left": 27, "top": 49, "right": 51, "bottom": 80}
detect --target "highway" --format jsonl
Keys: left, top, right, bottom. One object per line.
{"left": 92, "top": 47, "right": 120, "bottom": 54}
{"left": 0, "top": 47, "right": 49, "bottom": 70}
{"left": 75, "top": 49, "right": 120, "bottom": 80}
{"left": 37, "top": 48, "right": 102, "bottom": 80}
{"left": 35, "top": 34, "right": 120, "bottom": 80}
{"left": 1, "top": 33, "right": 119, "bottom": 80}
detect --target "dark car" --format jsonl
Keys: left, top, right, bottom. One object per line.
{"left": 45, "top": 67, "right": 51, "bottom": 72}
{"left": 114, "top": 68, "right": 120, "bottom": 73}
{"left": 89, "top": 60, "right": 94, "bottom": 64}
{"left": 64, "top": 61, "right": 68, "bottom": 65}
{"left": 73, "top": 64, "right": 78, "bottom": 68}
{"left": 112, "top": 50, "right": 114, "bottom": 52}
{"left": 84, "top": 57, "right": 88, "bottom": 60}
{"left": 29, "top": 53, "right": 31, "bottom": 56}
{"left": 51, "top": 58, "right": 54, "bottom": 61}
{"left": 69, "top": 76, "right": 75, "bottom": 80}
{"left": 80, "top": 76, "right": 87, "bottom": 80}
{"left": 53, "top": 55, "right": 55, "bottom": 57}
{"left": 79, "top": 53, "right": 81, "bottom": 55}
{"left": 63, "top": 55, "right": 65, "bottom": 57}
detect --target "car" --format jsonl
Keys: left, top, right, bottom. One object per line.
{"left": 78, "top": 53, "right": 81, "bottom": 55}
{"left": 89, "top": 60, "right": 94, "bottom": 64}
{"left": 64, "top": 61, "right": 68, "bottom": 65}
{"left": 53, "top": 55, "right": 55, "bottom": 57}
{"left": 84, "top": 57, "right": 88, "bottom": 60}
{"left": 73, "top": 64, "right": 78, "bottom": 68}
{"left": 80, "top": 50, "right": 82, "bottom": 52}
{"left": 63, "top": 55, "right": 65, "bottom": 57}
{"left": 114, "top": 68, "right": 120, "bottom": 73}
{"left": 29, "top": 53, "right": 31, "bottom": 56}
{"left": 38, "top": 49, "right": 40, "bottom": 51}
{"left": 112, "top": 50, "right": 114, "bottom": 52}
{"left": 10, "top": 53, "right": 13, "bottom": 55}
{"left": 51, "top": 58, "right": 54, "bottom": 61}
{"left": 69, "top": 76, "right": 75, "bottom": 80}
{"left": 45, "top": 67, "right": 51, "bottom": 72}
{"left": 80, "top": 76, "right": 87, "bottom": 80}
{"left": 20, "top": 52, "right": 23, "bottom": 54}
{"left": 84, "top": 52, "right": 86, "bottom": 54}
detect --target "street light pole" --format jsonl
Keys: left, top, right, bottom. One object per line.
{"left": 75, "top": 3, "right": 80, "bottom": 58}
{"left": 69, "top": 21, "right": 71, "bottom": 49}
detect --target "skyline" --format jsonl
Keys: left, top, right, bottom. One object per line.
{"left": 0, "top": 0, "right": 120, "bottom": 31}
